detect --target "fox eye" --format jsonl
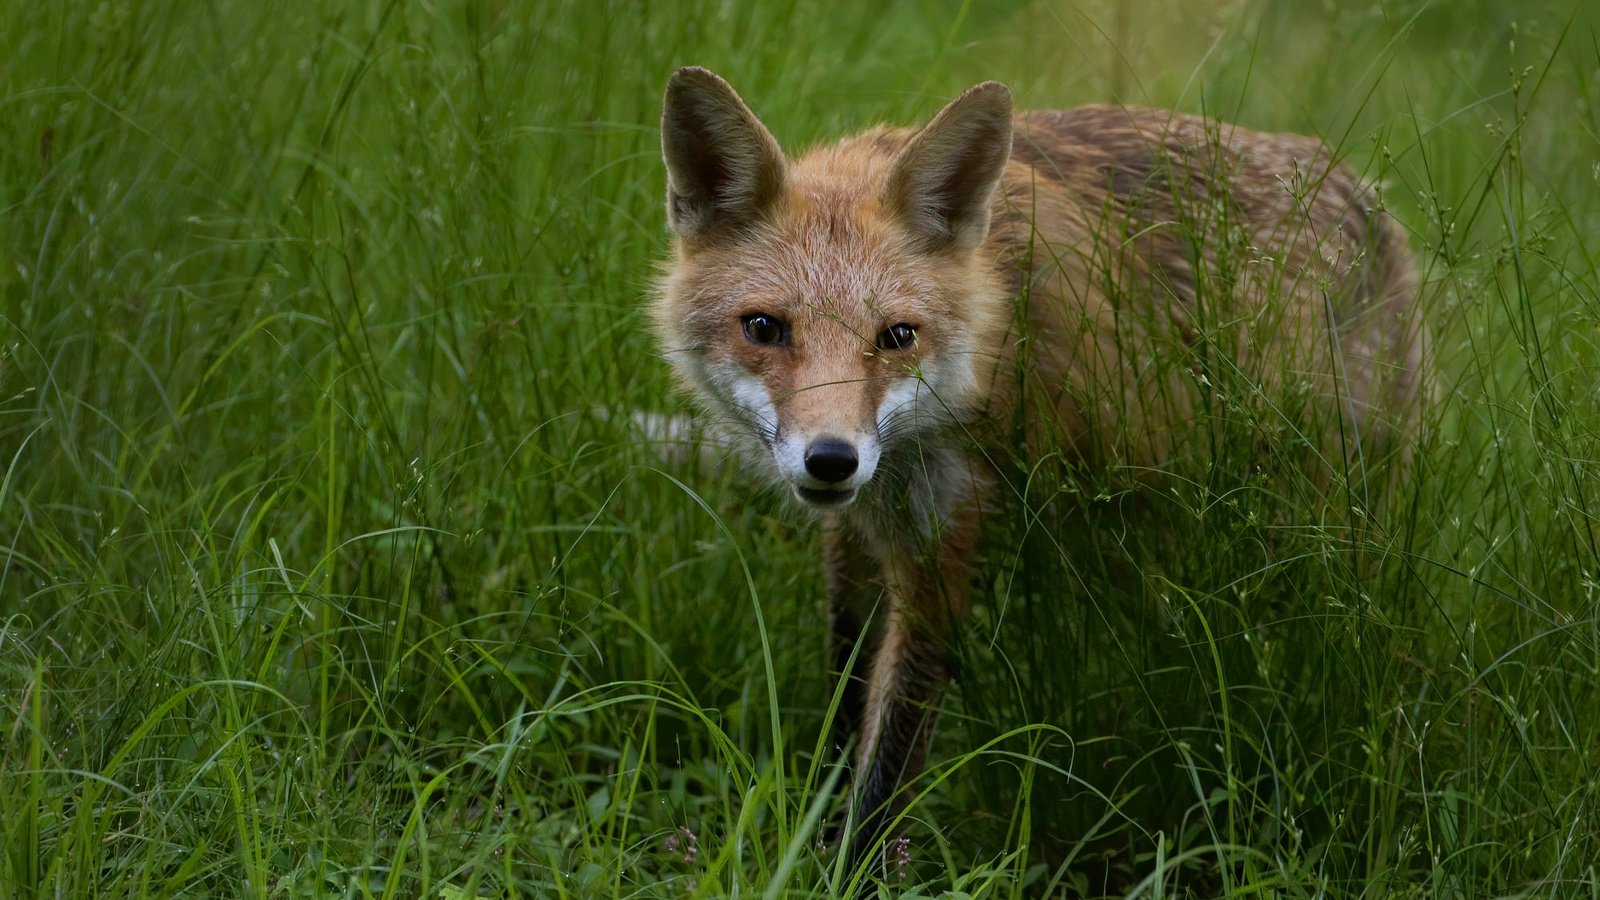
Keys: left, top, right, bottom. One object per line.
{"left": 742, "top": 313, "right": 788, "bottom": 346}
{"left": 876, "top": 323, "right": 917, "bottom": 351}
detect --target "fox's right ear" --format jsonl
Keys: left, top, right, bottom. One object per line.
{"left": 661, "top": 67, "right": 787, "bottom": 242}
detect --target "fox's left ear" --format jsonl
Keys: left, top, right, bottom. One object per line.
{"left": 885, "top": 82, "right": 1013, "bottom": 253}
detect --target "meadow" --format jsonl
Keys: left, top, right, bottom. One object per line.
{"left": 3, "top": 0, "right": 1598, "bottom": 895}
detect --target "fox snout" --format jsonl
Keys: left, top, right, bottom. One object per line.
{"left": 772, "top": 426, "right": 881, "bottom": 508}
{"left": 804, "top": 437, "right": 857, "bottom": 482}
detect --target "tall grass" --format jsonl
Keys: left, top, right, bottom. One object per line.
{"left": 2, "top": 0, "right": 1596, "bottom": 895}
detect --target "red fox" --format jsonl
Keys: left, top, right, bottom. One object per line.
{"left": 652, "top": 66, "right": 1426, "bottom": 869}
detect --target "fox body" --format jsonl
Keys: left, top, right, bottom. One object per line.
{"left": 653, "top": 67, "right": 1425, "bottom": 868}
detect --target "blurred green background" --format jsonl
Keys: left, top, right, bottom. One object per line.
{"left": 2, "top": 0, "right": 1597, "bottom": 895}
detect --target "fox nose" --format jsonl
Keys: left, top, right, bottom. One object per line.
{"left": 804, "top": 437, "right": 858, "bottom": 483}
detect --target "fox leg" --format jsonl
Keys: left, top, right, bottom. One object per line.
{"left": 845, "top": 606, "right": 951, "bottom": 872}
{"left": 843, "top": 505, "right": 979, "bottom": 874}
{"left": 823, "top": 519, "right": 882, "bottom": 758}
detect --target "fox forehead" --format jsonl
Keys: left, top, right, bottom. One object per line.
{"left": 685, "top": 223, "right": 940, "bottom": 319}
{"left": 670, "top": 131, "right": 959, "bottom": 325}
{"left": 713, "top": 230, "right": 928, "bottom": 312}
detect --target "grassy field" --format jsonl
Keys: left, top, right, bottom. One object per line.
{"left": 3, "top": 0, "right": 1599, "bottom": 896}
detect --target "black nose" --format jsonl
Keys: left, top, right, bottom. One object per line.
{"left": 804, "top": 437, "right": 858, "bottom": 483}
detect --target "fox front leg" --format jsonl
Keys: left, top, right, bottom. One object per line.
{"left": 842, "top": 510, "right": 977, "bottom": 875}
{"left": 844, "top": 608, "right": 950, "bottom": 874}
{"left": 823, "top": 519, "right": 882, "bottom": 759}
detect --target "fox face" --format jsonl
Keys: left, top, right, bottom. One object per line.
{"left": 655, "top": 68, "right": 1015, "bottom": 510}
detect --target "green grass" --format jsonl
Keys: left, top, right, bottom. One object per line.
{"left": 3, "top": 0, "right": 1598, "bottom": 895}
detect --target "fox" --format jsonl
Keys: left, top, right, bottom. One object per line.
{"left": 652, "top": 66, "right": 1426, "bottom": 871}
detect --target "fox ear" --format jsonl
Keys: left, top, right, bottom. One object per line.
{"left": 661, "top": 67, "right": 787, "bottom": 242}
{"left": 885, "top": 82, "right": 1013, "bottom": 252}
